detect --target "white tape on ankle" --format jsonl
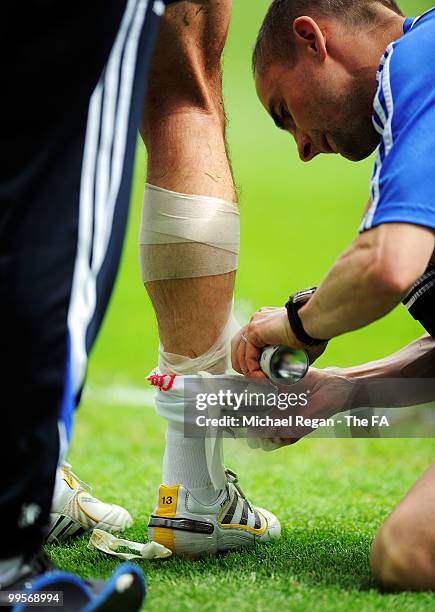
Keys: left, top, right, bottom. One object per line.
{"left": 150, "top": 314, "right": 239, "bottom": 491}
{"left": 152, "top": 373, "right": 226, "bottom": 491}
{"left": 158, "top": 315, "right": 239, "bottom": 375}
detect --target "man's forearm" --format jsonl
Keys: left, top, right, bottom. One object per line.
{"left": 341, "top": 335, "right": 435, "bottom": 380}
{"left": 298, "top": 236, "right": 403, "bottom": 340}
{"left": 298, "top": 224, "right": 434, "bottom": 341}
{"left": 335, "top": 335, "right": 435, "bottom": 409}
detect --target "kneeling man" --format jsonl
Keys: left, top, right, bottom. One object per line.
{"left": 234, "top": 0, "right": 435, "bottom": 591}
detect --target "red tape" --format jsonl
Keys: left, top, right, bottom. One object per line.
{"left": 147, "top": 372, "right": 177, "bottom": 392}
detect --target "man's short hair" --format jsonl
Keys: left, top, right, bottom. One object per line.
{"left": 253, "top": 0, "right": 404, "bottom": 74}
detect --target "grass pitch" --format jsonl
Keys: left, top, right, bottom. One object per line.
{"left": 48, "top": 1, "right": 434, "bottom": 609}
{"left": 48, "top": 406, "right": 434, "bottom": 611}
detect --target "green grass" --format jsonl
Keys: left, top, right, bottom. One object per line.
{"left": 48, "top": 406, "right": 434, "bottom": 611}
{"left": 47, "top": 1, "right": 435, "bottom": 609}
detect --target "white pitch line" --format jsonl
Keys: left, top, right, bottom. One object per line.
{"left": 81, "top": 298, "right": 252, "bottom": 409}
{"left": 83, "top": 383, "right": 156, "bottom": 407}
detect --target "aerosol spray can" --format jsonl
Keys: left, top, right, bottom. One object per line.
{"left": 260, "top": 345, "right": 309, "bottom": 385}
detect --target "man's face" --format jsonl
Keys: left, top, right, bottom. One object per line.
{"left": 255, "top": 57, "right": 380, "bottom": 162}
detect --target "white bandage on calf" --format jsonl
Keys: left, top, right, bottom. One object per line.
{"left": 139, "top": 184, "right": 240, "bottom": 282}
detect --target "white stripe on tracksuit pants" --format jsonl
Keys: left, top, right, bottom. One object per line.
{"left": 0, "top": 0, "right": 166, "bottom": 558}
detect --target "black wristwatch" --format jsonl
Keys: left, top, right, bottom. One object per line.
{"left": 285, "top": 288, "right": 329, "bottom": 347}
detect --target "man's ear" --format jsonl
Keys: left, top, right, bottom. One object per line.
{"left": 293, "top": 16, "right": 327, "bottom": 61}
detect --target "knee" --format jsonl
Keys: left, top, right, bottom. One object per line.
{"left": 371, "top": 512, "right": 435, "bottom": 591}
{"left": 144, "top": 2, "right": 229, "bottom": 117}
{"left": 161, "top": 0, "right": 231, "bottom": 60}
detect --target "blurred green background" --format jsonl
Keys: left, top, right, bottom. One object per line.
{"left": 87, "top": 0, "right": 433, "bottom": 389}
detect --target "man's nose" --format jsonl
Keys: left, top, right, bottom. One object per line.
{"left": 295, "top": 131, "right": 319, "bottom": 162}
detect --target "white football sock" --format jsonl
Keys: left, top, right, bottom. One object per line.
{"left": 162, "top": 420, "right": 223, "bottom": 503}
{"left": 154, "top": 316, "right": 239, "bottom": 496}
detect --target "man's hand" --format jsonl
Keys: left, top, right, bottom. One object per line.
{"left": 249, "top": 367, "right": 357, "bottom": 450}
{"left": 232, "top": 307, "right": 298, "bottom": 377}
{"left": 231, "top": 307, "right": 326, "bottom": 377}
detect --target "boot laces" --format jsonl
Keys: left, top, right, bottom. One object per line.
{"left": 225, "top": 469, "right": 253, "bottom": 513}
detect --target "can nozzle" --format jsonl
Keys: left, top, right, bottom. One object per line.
{"left": 260, "top": 345, "right": 309, "bottom": 385}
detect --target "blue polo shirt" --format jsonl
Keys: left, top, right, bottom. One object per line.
{"left": 360, "top": 9, "right": 435, "bottom": 232}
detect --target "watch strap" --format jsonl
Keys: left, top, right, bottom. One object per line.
{"left": 285, "top": 288, "right": 329, "bottom": 347}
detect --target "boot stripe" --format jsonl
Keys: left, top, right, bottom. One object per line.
{"left": 221, "top": 494, "right": 239, "bottom": 524}
{"left": 48, "top": 516, "right": 74, "bottom": 540}
{"left": 230, "top": 496, "right": 244, "bottom": 525}
{"left": 49, "top": 515, "right": 66, "bottom": 536}
{"left": 247, "top": 509, "right": 255, "bottom": 528}
{"left": 57, "top": 518, "right": 77, "bottom": 539}
{"left": 64, "top": 523, "right": 86, "bottom": 539}
{"left": 239, "top": 500, "right": 249, "bottom": 526}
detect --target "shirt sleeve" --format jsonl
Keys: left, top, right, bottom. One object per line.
{"left": 360, "top": 34, "right": 435, "bottom": 233}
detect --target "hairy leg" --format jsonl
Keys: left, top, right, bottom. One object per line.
{"left": 141, "top": 1, "right": 237, "bottom": 497}
{"left": 141, "top": 0, "right": 236, "bottom": 360}
{"left": 139, "top": 4, "right": 281, "bottom": 556}
{"left": 371, "top": 461, "right": 435, "bottom": 591}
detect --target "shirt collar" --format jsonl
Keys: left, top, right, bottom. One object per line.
{"left": 404, "top": 9, "right": 435, "bottom": 34}
{"left": 403, "top": 17, "right": 415, "bottom": 34}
